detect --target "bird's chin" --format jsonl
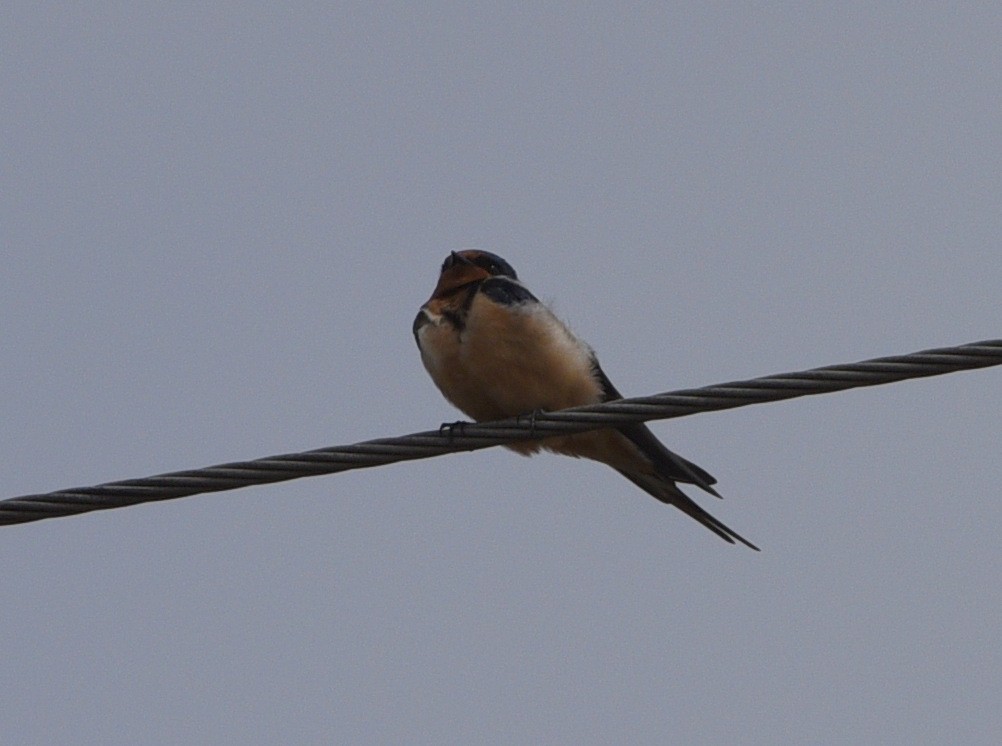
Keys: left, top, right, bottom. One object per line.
{"left": 431, "top": 266, "right": 490, "bottom": 299}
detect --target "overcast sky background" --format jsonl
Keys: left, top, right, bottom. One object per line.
{"left": 3, "top": 3, "right": 1001, "bottom": 744}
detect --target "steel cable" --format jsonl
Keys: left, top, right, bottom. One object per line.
{"left": 2, "top": 338, "right": 999, "bottom": 526}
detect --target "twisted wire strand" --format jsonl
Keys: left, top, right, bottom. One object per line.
{"left": 2, "top": 338, "right": 999, "bottom": 527}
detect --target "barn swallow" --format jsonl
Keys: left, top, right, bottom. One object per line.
{"left": 413, "top": 250, "right": 758, "bottom": 550}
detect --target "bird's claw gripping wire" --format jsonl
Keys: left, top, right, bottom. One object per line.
{"left": 438, "top": 420, "right": 470, "bottom": 442}
{"left": 516, "top": 409, "right": 547, "bottom": 438}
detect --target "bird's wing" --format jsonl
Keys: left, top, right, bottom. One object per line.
{"left": 589, "top": 356, "right": 721, "bottom": 497}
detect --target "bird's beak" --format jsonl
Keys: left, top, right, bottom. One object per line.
{"left": 443, "top": 251, "right": 476, "bottom": 270}
{"left": 430, "top": 253, "right": 489, "bottom": 299}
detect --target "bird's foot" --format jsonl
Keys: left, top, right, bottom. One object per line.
{"left": 438, "top": 420, "right": 470, "bottom": 441}
{"left": 516, "top": 408, "right": 547, "bottom": 437}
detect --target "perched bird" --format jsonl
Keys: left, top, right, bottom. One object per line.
{"left": 413, "top": 250, "right": 758, "bottom": 550}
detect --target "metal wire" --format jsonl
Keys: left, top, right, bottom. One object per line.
{"left": 2, "top": 338, "right": 1000, "bottom": 527}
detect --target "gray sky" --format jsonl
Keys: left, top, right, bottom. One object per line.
{"left": 3, "top": 3, "right": 1001, "bottom": 744}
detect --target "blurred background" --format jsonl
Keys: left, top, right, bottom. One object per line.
{"left": 3, "top": 3, "right": 1000, "bottom": 743}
